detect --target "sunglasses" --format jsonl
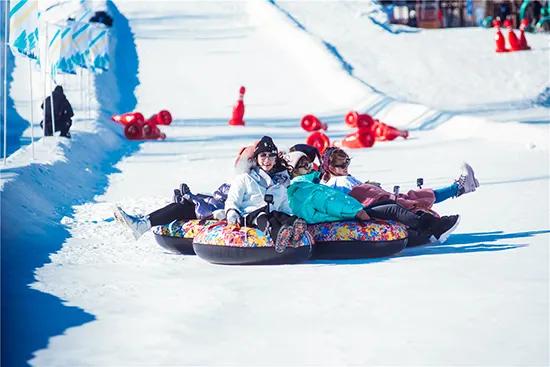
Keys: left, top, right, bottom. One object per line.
{"left": 296, "top": 161, "right": 312, "bottom": 171}
{"left": 332, "top": 158, "right": 351, "bottom": 168}
{"left": 258, "top": 152, "right": 277, "bottom": 159}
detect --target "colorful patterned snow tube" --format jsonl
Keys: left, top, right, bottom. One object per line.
{"left": 153, "top": 219, "right": 218, "bottom": 255}
{"left": 307, "top": 220, "right": 408, "bottom": 259}
{"left": 193, "top": 222, "right": 313, "bottom": 265}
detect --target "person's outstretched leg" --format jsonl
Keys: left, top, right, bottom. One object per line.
{"left": 433, "top": 183, "right": 459, "bottom": 203}
{"left": 434, "top": 163, "right": 479, "bottom": 203}
{"left": 365, "top": 203, "right": 426, "bottom": 228}
{"left": 365, "top": 203, "right": 460, "bottom": 243}
{"left": 114, "top": 207, "right": 152, "bottom": 240}
{"left": 115, "top": 201, "right": 197, "bottom": 240}
{"left": 148, "top": 201, "right": 196, "bottom": 226}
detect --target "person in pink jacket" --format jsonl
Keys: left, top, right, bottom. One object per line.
{"left": 319, "top": 147, "right": 479, "bottom": 213}
{"left": 285, "top": 150, "right": 461, "bottom": 243}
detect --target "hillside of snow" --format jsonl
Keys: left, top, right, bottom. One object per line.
{"left": 1, "top": 1, "right": 548, "bottom": 366}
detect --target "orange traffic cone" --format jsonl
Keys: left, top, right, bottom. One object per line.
{"left": 228, "top": 86, "right": 246, "bottom": 126}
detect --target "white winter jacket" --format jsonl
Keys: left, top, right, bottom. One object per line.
{"left": 322, "top": 174, "right": 362, "bottom": 194}
{"left": 225, "top": 167, "right": 292, "bottom": 217}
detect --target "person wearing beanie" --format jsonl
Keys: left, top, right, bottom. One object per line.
{"left": 289, "top": 144, "right": 321, "bottom": 168}
{"left": 225, "top": 136, "right": 308, "bottom": 252}
{"left": 286, "top": 151, "right": 314, "bottom": 178}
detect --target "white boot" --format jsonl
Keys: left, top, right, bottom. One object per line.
{"left": 456, "top": 163, "right": 479, "bottom": 196}
{"left": 114, "top": 206, "right": 151, "bottom": 240}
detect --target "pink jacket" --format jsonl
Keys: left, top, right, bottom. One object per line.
{"left": 349, "top": 183, "right": 436, "bottom": 211}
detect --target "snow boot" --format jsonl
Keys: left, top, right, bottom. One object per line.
{"left": 274, "top": 225, "right": 293, "bottom": 253}
{"left": 173, "top": 189, "right": 183, "bottom": 204}
{"left": 456, "top": 163, "right": 479, "bottom": 197}
{"left": 429, "top": 215, "right": 460, "bottom": 243}
{"left": 114, "top": 206, "right": 151, "bottom": 240}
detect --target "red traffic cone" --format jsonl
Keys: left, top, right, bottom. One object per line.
{"left": 519, "top": 19, "right": 531, "bottom": 50}
{"left": 493, "top": 18, "right": 508, "bottom": 53}
{"left": 504, "top": 19, "right": 521, "bottom": 51}
{"left": 112, "top": 111, "right": 145, "bottom": 125}
{"left": 124, "top": 122, "right": 143, "bottom": 140}
{"left": 340, "top": 128, "right": 375, "bottom": 149}
{"left": 229, "top": 86, "right": 246, "bottom": 126}
{"left": 372, "top": 120, "right": 408, "bottom": 141}
{"left": 385, "top": 125, "right": 409, "bottom": 140}
{"left": 147, "top": 110, "right": 172, "bottom": 125}
{"left": 345, "top": 111, "right": 374, "bottom": 129}
{"left": 345, "top": 111, "right": 360, "bottom": 128}
{"left": 306, "top": 131, "right": 331, "bottom": 154}
{"left": 143, "top": 122, "right": 166, "bottom": 140}
{"left": 301, "top": 114, "right": 328, "bottom": 132}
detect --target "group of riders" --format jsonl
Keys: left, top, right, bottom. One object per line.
{"left": 115, "top": 136, "right": 479, "bottom": 249}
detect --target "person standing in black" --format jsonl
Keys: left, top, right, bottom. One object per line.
{"left": 40, "top": 85, "right": 74, "bottom": 138}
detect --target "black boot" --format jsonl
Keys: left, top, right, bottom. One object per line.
{"left": 430, "top": 215, "right": 460, "bottom": 242}
{"left": 173, "top": 189, "right": 183, "bottom": 204}
{"left": 180, "top": 183, "right": 191, "bottom": 196}
{"left": 418, "top": 212, "right": 439, "bottom": 230}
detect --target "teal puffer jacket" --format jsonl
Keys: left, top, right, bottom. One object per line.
{"left": 287, "top": 171, "right": 364, "bottom": 224}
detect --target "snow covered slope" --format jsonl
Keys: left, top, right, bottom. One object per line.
{"left": 1, "top": 0, "right": 548, "bottom": 366}
{"left": 275, "top": 1, "right": 549, "bottom": 124}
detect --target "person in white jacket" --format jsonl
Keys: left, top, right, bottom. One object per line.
{"left": 225, "top": 136, "right": 307, "bottom": 252}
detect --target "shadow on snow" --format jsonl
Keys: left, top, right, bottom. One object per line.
{"left": 311, "top": 229, "right": 549, "bottom": 265}
{"left": 1, "top": 2, "right": 140, "bottom": 366}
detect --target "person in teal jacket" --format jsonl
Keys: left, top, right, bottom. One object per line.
{"left": 285, "top": 152, "right": 460, "bottom": 242}
{"left": 287, "top": 170, "right": 364, "bottom": 224}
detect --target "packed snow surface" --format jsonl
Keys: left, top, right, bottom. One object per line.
{"left": 1, "top": 0, "right": 548, "bottom": 366}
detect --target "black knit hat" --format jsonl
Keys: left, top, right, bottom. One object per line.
{"left": 253, "top": 136, "right": 278, "bottom": 157}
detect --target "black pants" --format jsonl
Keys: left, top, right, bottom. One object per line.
{"left": 148, "top": 201, "right": 197, "bottom": 226}
{"left": 41, "top": 119, "right": 71, "bottom": 136}
{"left": 243, "top": 206, "right": 297, "bottom": 241}
{"left": 364, "top": 201, "right": 431, "bottom": 230}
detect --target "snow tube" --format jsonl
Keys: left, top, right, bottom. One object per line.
{"left": 193, "top": 222, "right": 313, "bottom": 265}
{"left": 153, "top": 219, "right": 218, "bottom": 255}
{"left": 406, "top": 228, "right": 432, "bottom": 247}
{"left": 307, "top": 220, "right": 408, "bottom": 259}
